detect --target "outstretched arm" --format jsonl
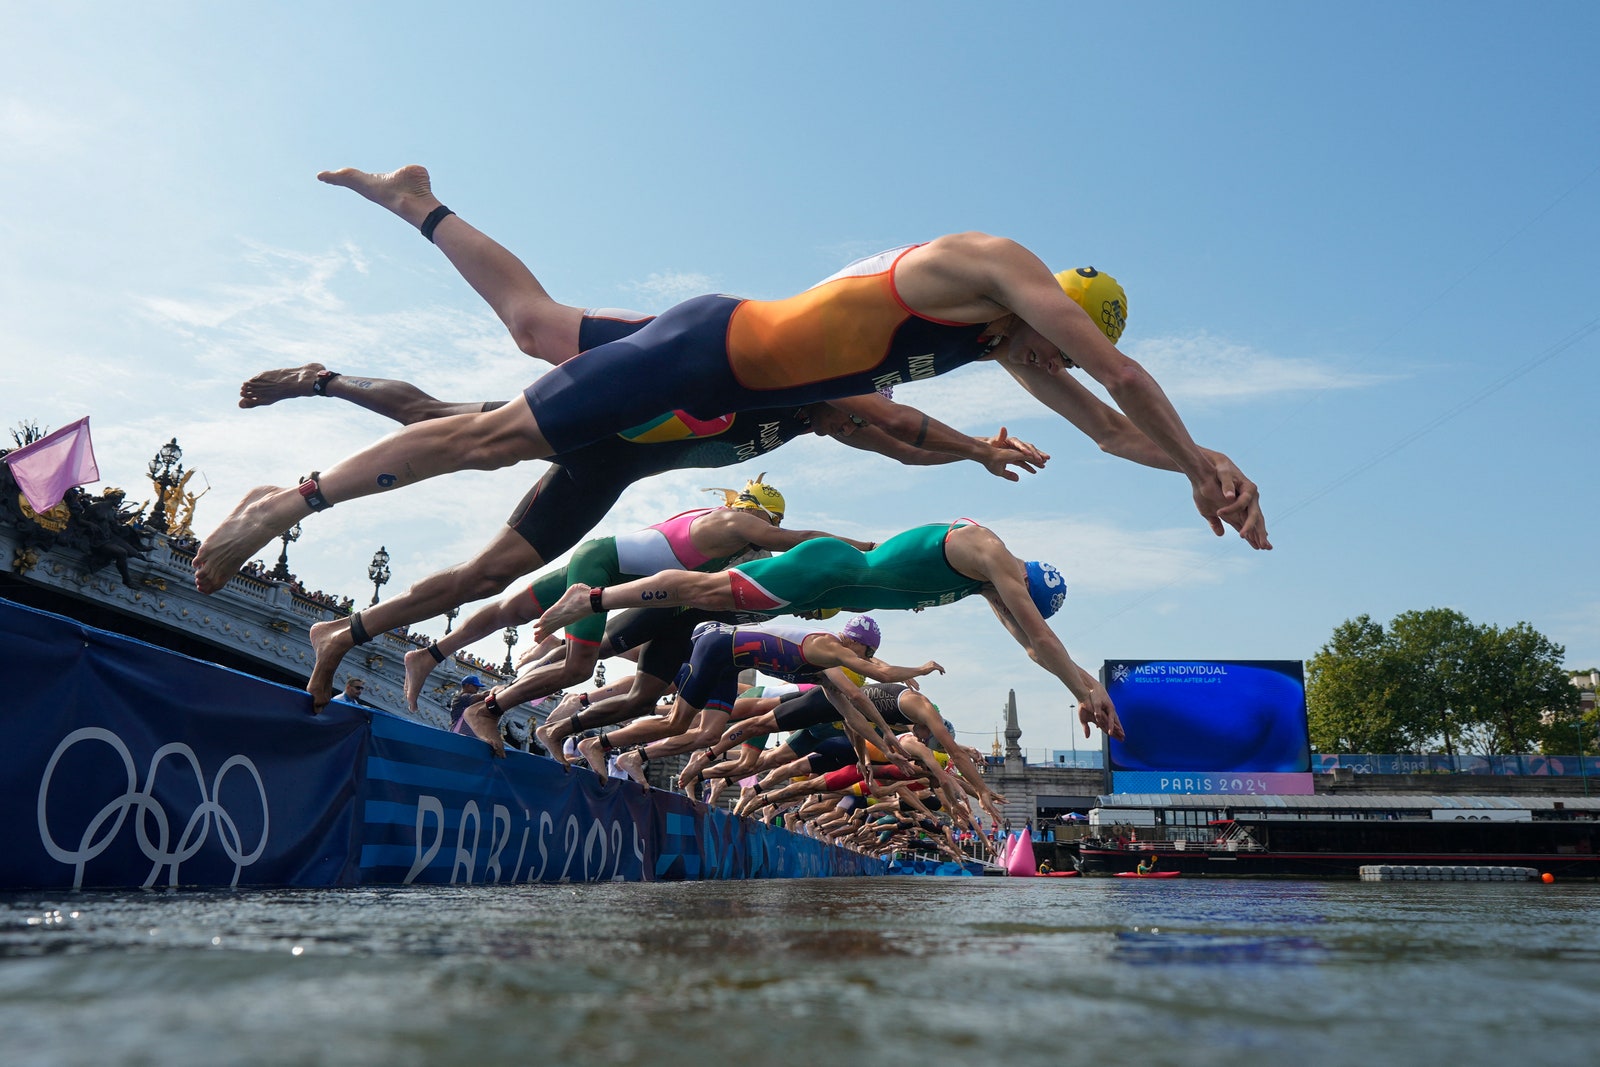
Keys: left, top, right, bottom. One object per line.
{"left": 909, "top": 698, "right": 1006, "bottom": 820}
{"left": 825, "top": 394, "right": 1048, "bottom": 482}
{"left": 982, "top": 587, "right": 1121, "bottom": 740}
{"left": 732, "top": 513, "right": 874, "bottom": 554}
{"left": 998, "top": 362, "right": 1270, "bottom": 549}
{"left": 912, "top": 233, "right": 1264, "bottom": 545}
{"left": 817, "top": 669, "right": 913, "bottom": 771}
{"left": 896, "top": 734, "right": 962, "bottom": 793}
{"left": 946, "top": 526, "right": 1121, "bottom": 738}
{"left": 806, "top": 636, "right": 945, "bottom": 688}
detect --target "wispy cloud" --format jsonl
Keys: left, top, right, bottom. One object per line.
{"left": 625, "top": 271, "right": 716, "bottom": 307}
{"left": 0, "top": 97, "right": 89, "bottom": 156}
{"left": 873, "top": 330, "right": 1388, "bottom": 433}
{"left": 973, "top": 512, "right": 1232, "bottom": 597}
{"left": 138, "top": 242, "right": 368, "bottom": 334}
{"left": 131, "top": 240, "right": 534, "bottom": 401}
{"left": 1129, "top": 331, "right": 1392, "bottom": 403}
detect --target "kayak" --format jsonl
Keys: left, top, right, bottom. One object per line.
{"left": 1043, "top": 870, "right": 1079, "bottom": 878}
{"left": 1115, "top": 870, "right": 1181, "bottom": 879}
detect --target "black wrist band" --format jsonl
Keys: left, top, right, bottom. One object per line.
{"left": 312, "top": 370, "right": 340, "bottom": 396}
{"left": 297, "top": 472, "right": 333, "bottom": 512}
{"left": 589, "top": 587, "right": 605, "bottom": 614}
{"left": 426, "top": 643, "right": 445, "bottom": 664}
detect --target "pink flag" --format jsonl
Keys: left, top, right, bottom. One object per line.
{"left": 3, "top": 417, "right": 100, "bottom": 513}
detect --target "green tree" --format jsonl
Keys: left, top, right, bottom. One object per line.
{"left": 1385, "top": 608, "right": 1477, "bottom": 758}
{"left": 1307, "top": 608, "right": 1576, "bottom": 757}
{"left": 1452, "top": 623, "right": 1579, "bottom": 756}
{"left": 1306, "top": 615, "right": 1433, "bottom": 752}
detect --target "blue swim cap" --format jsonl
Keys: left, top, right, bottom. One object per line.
{"left": 1024, "top": 561, "right": 1067, "bottom": 619}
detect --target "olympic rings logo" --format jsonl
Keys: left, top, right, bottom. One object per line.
{"left": 36, "top": 727, "right": 270, "bottom": 888}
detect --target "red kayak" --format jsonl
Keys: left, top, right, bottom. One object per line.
{"left": 1043, "top": 870, "right": 1079, "bottom": 877}
{"left": 1115, "top": 870, "right": 1181, "bottom": 879}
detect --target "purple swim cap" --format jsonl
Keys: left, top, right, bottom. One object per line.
{"left": 839, "top": 614, "right": 882, "bottom": 652}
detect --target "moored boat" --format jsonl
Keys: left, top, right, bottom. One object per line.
{"left": 1079, "top": 801, "right": 1600, "bottom": 879}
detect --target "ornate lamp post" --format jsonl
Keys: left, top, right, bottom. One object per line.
{"left": 271, "top": 522, "right": 302, "bottom": 581}
{"left": 368, "top": 546, "right": 391, "bottom": 606}
{"left": 594, "top": 662, "right": 606, "bottom": 688}
{"left": 145, "top": 438, "right": 184, "bottom": 534}
{"left": 444, "top": 606, "right": 459, "bottom": 635}
{"left": 502, "top": 625, "right": 518, "bottom": 674}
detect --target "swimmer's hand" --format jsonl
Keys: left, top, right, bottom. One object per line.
{"left": 988, "top": 427, "right": 1050, "bottom": 466}
{"left": 896, "top": 661, "right": 946, "bottom": 690}
{"left": 1078, "top": 690, "right": 1125, "bottom": 741}
{"left": 976, "top": 428, "right": 1049, "bottom": 482}
{"left": 1203, "top": 449, "right": 1272, "bottom": 551}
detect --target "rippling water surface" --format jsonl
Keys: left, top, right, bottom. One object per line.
{"left": 2, "top": 877, "right": 1595, "bottom": 1066}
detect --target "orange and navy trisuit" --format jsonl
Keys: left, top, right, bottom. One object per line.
{"left": 522, "top": 246, "right": 999, "bottom": 455}
{"left": 503, "top": 311, "right": 813, "bottom": 560}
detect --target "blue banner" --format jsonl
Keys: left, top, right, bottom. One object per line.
{"left": 5, "top": 601, "right": 367, "bottom": 890}
{"left": 360, "top": 712, "right": 878, "bottom": 883}
{"left": 1111, "top": 770, "right": 1314, "bottom": 795}
{"left": 1, "top": 599, "right": 880, "bottom": 889}
{"left": 1314, "top": 753, "right": 1600, "bottom": 777}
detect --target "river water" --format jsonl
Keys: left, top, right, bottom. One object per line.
{"left": 2, "top": 877, "right": 1595, "bottom": 1066}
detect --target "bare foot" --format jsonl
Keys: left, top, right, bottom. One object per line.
{"left": 535, "top": 719, "right": 569, "bottom": 765}
{"left": 614, "top": 750, "right": 651, "bottom": 792}
{"left": 706, "top": 778, "right": 728, "bottom": 806}
{"left": 307, "top": 617, "right": 353, "bottom": 709}
{"left": 194, "top": 486, "right": 302, "bottom": 594}
{"left": 239, "top": 363, "right": 327, "bottom": 410}
{"left": 735, "top": 784, "right": 768, "bottom": 817}
{"left": 317, "top": 165, "right": 442, "bottom": 230}
{"left": 403, "top": 647, "right": 441, "bottom": 712}
{"left": 462, "top": 701, "right": 506, "bottom": 758}
{"left": 576, "top": 736, "right": 609, "bottom": 780}
{"left": 676, "top": 752, "right": 709, "bottom": 792}
{"left": 552, "top": 690, "right": 588, "bottom": 716}
{"left": 534, "top": 583, "right": 593, "bottom": 641}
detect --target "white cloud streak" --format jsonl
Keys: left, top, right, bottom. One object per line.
{"left": 625, "top": 271, "right": 717, "bottom": 307}
{"left": 0, "top": 97, "right": 89, "bottom": 156}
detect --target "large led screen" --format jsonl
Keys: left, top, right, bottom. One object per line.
{"left": 1103, "top": 660, "right": 1310, "bottom": 784}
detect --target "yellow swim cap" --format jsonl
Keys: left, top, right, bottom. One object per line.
{"left": 1055, "top": 266, "right": 1128, "bottom": 343}
{"left": 706, "top": 472, "right": 786, "bottom": 521}
{"left": 736, "top": 472, "right": 786, "bottom": 521}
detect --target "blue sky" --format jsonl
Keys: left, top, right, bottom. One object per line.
{"left": 4, "top": 2, "right": 1596, "bottom": 756}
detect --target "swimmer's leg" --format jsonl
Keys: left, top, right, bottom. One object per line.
{"left": 196, "top": 402, "right": 553, "bottom": 594}
{"left": 312, "top": 526, "right": 543, "bottom": 709}
{"left": 535, "top": 571, "right": 733, "bottom": 640}
{"left": 317, "top": 165, "right": 583, "bottom": 365}
{"left": 240, "top": 364, "right": 489, "bottom": 424}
